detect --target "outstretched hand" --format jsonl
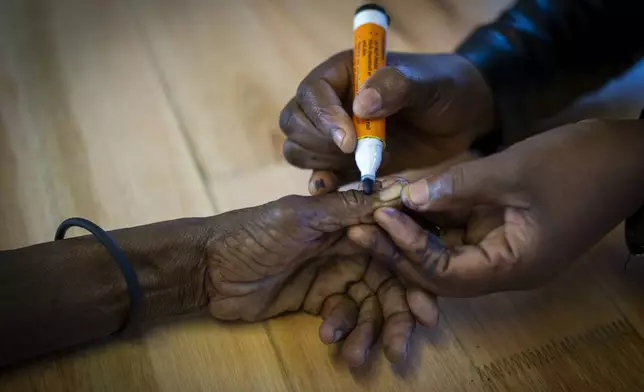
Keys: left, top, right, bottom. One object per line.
{"left": 203, "top": 189, "right": 437, "bottom": 366}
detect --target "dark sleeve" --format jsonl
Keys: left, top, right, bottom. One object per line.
{"left": 625, "top": 108, "right": 644, "bottom": 259}
{"left": 457, "top": 0, "right": 644, "bottom": 144}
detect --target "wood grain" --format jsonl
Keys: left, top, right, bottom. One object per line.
{"left": 3, "top": 0, "right": 644, "bottom": 391}
{"left": 0, "top": 0, "right": 286, "bottom": 391}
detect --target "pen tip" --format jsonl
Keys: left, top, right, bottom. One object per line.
{"left": 362, "top": 178, "right": 374, "bottom": 195}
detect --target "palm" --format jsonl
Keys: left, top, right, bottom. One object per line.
{"left": 413, "top": 205, "right": 547, "bottom": 297}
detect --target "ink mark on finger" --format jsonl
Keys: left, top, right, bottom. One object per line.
{"left": 416, "top": 232, "right": 449, "bottom": 275}
{"left": 314, "top": 179, "right": 326, "bottom": 190}
{"left": 382, "top": 207, "right": 397, "bottom": 216}
{"left": 427, "top": 233, "right": 445, "bottom": 251}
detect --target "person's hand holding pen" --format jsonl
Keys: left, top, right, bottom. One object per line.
{"left": 279, "top": 50, "right": 494, "bottom": 194}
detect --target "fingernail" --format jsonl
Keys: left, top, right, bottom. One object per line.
{"left": 402, "top": 181, "right": 431, "bottom": 208}
{"left": 333, "top": 330, "right": 342, "bottom": 343}
{"left": 332, "top": 128, "right": 345, "bottom": 148}
{"left": 354, "top": 88, "right": 382, "bottom": 116}
{"left": 315, "top": 178, "right": 326, "bottom": 190}
{"left": 308, "top": 178, "right": 326, "bottom": 195}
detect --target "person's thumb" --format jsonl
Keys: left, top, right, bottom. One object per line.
{"left": 353, "top": 65, "right": 432, "bottom": 119}
{"left": 401, "top": 157, "right": 516, "bottom": 212}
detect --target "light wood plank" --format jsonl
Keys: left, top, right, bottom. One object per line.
{"left": 133, "top": 1, "right": 644, "bottom": 391}
{"left": 0, "top": 1, "right": 286, "bottom": 391}
{"left": 5, "top": 0, "right": 644, "bottom": 391}
{"left": 267, "top": 314, "right": 481, "bottom": 392}
{"left": 440, "top": 230, "right": 644, "bottom": 391}
{"left": 132, "top": 0, "right": 517, "bottom": 207}
{"left": 590, "top": 226, "right": 644, "bottom": 336}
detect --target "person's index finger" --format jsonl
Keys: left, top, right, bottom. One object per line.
{"left": 412, "top": 231, "right": 521, "bottom": 297}
{"left": 296, "top": 52, "right": 356, "bottom": 153}
{"left": 297, "top": 78, "right": 355, "bottom": 153}
{"left": 371, "top": 206, "right": 516, "bottom": 296}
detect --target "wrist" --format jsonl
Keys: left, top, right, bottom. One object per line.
{"left": 112, "top": 217, "right": 211, "bottom": 321}
{"left": 0, "top": 217, "right": 211, "bottom": 366}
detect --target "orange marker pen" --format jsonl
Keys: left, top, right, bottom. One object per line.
{"left": 353, "top": 3, "right": 389, "bottom": 194}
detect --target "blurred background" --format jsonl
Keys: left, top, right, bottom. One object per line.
{"left": 2, "top": 1, "right": 644, "bottom": 391}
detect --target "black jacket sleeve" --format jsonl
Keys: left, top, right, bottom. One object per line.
{"left": 457, "top": 0, "right": 644, "bottom": 144}
{"left": 460, "top": 1, "right": 644, "bottom": 261}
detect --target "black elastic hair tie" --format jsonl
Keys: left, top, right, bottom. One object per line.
{"left": 55, "top": 217, "right": 143, "bottom": 336}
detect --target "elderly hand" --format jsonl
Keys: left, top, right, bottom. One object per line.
{"left": 203, "top": 189, "right": 437, "bottom": 366}
{"left": 205, "top": 191, "right": 374, "bottom": 321}
{"left": 279, "top": 51, "right": 494, "bottom": 194}
{"left": 350, "top": 120, "right": 644, "bottom": 296}
{"left": 302, "top": 254, "right": 437, "bottom": 367}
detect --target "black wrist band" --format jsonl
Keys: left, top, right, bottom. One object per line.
{"left": 54, "top": 217, "right": 143, "bottom": 336}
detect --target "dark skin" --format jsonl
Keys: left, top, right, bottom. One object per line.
{"left": 279, "top": 50, "right": 494, "bottom": 194}
{"left": 0, "top": 190, "right": 437, "bottom": 369}
{"left": 349, "top": 120, "right": 644, "bottom": 296}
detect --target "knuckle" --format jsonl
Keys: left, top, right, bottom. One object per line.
{"left": 278, "top": 99, "right": 297, "bottom": 134}
{"left": 269, "top": 195, "right": 304, "bottom": 222}
{"left": 376, "top": 276, "right": 398, "bottom": 297}
{"left": 335, "top": 189, "right": 367, "bottom": 210}
{"left": 282, "top": 141, "right": 305, "bottom": 167}
{"left": 295, "top": 79, "right": 314, "bottom": 106}
{"left": 445, "top": 166, "right": 465, "bottom": 197}
{"left": 389, "top": 66, "right": 415, "bottom": 89}
{"left": 420, "top": 247, "right": 450, "bottom": 277}
{"left": 379, "top": 66, "right": 415, "bottom": 105}
{"left": 328, "top": 49, "right": 352, "bottom": 63}
{"left": 348, "top": 282, "right": 373, "bottom": 305}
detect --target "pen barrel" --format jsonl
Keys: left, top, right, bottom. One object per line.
{"left": 353, "top": 5, "right": 389, "bottom": 144}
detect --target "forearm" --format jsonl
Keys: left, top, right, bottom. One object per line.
{"left": 515, "top": 120, "right": 644, "bottom": 259}
{"left": 0, "top": 218, "right": 210, "bottom": 367}
{"left": 457, "top": 0, "right": 644, "bottom": 143}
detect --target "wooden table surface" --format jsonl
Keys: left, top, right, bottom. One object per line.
{"left": 2, "top": 1, "right": 644, "bottom": 391}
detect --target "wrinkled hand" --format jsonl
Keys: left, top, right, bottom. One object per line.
{"left": 350, "top": 120, "right": 644, "bottom": 296}
{"left": 302, "top": 254, "right": 437, "bottom": 367}
{"left": 205, "top": 191, "right": 375, "bottom": 321}
{"left": 203, "top": 190, "right": 437, "bottom": 366}
{"left": 279, "top": 50, "right": 494, "bottom": 194}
